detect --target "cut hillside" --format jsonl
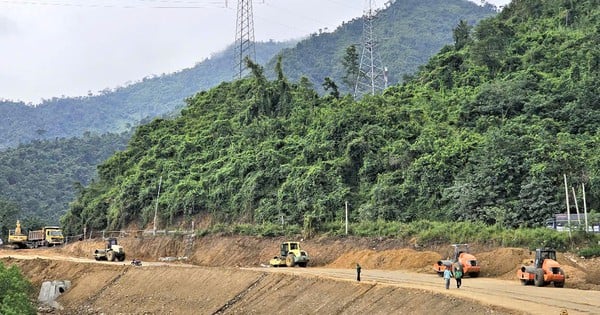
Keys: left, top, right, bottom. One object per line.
{"left": 37, "top": 235, "right": 600, "bottom": 290}
{"left": 3, "top": 236, "right": 600, "bottom": 314}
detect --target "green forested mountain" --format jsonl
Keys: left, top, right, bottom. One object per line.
{"left": 61, "top": 0, "right": 599, "bottom": 235}
{"left": 0, "top": 1, "right": 498, "bottom": 228}
{"left": 0, "top": 0, "right": 495, "bottom": 150}
{"left": 0, "top": 41, "right": 292, "bottom": 150}
{"left": 266, "top": 0, "right": 496, "bottom": 92}
{"left": 0, "top": 0, "right": 498, "bottom": 226}
{"left": 0, "top": 132, "right": 130, "bottom": 226}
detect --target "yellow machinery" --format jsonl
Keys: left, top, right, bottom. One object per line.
{"left": 7, "top": 220, "right": 64, "bottom": 248}
{"left": 269, "top": 241, "right": 309, "bottom": 267}
{"left": 94, "top": 238, "right": 126, "bottom": 262}
{"left": 7, "top": 220, "right": 28, "bottom": 248}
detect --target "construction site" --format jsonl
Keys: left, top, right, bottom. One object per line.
{"left": 1, "top": 235, "right": 600, "bottom": 314}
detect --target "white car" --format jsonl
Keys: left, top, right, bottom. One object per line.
{"left": 0, "top": 238, "right": 3, "bottom": 245}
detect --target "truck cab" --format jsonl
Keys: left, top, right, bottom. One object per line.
{"left": 43, "top": 227, "right": 64, "bottom": 246}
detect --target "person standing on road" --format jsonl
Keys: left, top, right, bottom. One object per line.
{"left": 443, "top": 264, "right": 453, "bottom": 289}
{"left": 356, "top": 263, "right": 362, "bottom": 282}
{"left": 454, "top": 264, "right": 463, "bottom": 288}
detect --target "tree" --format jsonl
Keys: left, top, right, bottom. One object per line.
{"left": 342, "top": 45, "right": 360, "bottom": 90}
{"left": 453, "top": 20, "right": 471, "bottom": 50}
{"left": 322, "top": 77, "right": 340, "bottom": 99}
{"left": 0, "top": 199, "right": 21, "bottom": 238}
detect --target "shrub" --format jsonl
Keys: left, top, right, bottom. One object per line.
{"left": 0, "top": 262, "right": 36, "bottom": 315}
{"left": 578, "top": 246, "right": 600, "bottom": 258}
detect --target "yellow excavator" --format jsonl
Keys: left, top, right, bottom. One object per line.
{"left": 7, "top": 220, "right": 28, "bottom": 248}
{"left": 269, "top": 241, "right": 309, "bottom": 267}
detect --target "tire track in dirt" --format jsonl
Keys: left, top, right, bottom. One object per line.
{"left": 248, "top": 267, "right": 600, "bottom": 315}
{"left": 212, "top": 273, "right": 268, "bottom": 315}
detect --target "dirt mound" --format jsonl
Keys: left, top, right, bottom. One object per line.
{"left": 327, "top": 248, "right": 440, "bottom": 272}
{"left": 476, "top": 247, "right": 531, "bottom": 279}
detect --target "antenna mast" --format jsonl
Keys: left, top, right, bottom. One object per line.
{"left": 354, "top": 0, "right": 387, "bottom": 98}
{"left": 234, "top": 0, "right": 256, "bottom": 79}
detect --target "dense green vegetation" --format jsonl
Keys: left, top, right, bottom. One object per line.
{"left": 0, "top": 0, "right": 497, "bottom": 226}
{"left": 266, "top": 0, "right": 496, "bottom": 93}
{"left": 61, "top": 0, "right": 599, "bottom": 238}
{"left": 0, "top": 41, "right": 292, "bottom": 149}
{"left": 0, "top": 262, "right": 36, "bottom": 315}
{"left": 197, "top": 220, "right": 599, "bottom": 251}
{"left": 0, "top": 132, "right": 130, "bottom": 225}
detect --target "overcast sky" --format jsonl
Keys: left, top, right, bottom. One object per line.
{"left": 0, "top": 0, "right": 510, "bottom": 104}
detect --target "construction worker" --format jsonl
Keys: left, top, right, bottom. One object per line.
{"left": 356, "top": 263, "right": 362, "bottom": 281}
{"left": 454, "top": 264, "right": 463, "bottom": 288}
{"left": 443, "top": 264, "right": 453, "bottom": 289}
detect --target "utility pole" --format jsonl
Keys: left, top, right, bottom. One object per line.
{"left": 354, "top": 0, "right": 387, "bottom": 98}
{"left": 563, "top": 174, "right": 571, "bottom": 239}
{"left": 345, "top": 201, "right": 349, "bottom": 235}
{"left": 153, "top": 176, "right": 162, "bottom": 236}
{"left": 234, "top": 0, "right": 256, "bottom": 79}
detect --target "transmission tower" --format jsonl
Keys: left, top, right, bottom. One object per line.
{"left": 354, "top": 0, "right": 387, "bottom": 98}
{"left": 234, "top": 0, "right": 256, "bottom": 79}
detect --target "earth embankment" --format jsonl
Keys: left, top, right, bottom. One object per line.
{"left": 1, "top": 257, "right": 517, "bottom": 315}
{"left": 1, "top": 235, "right": 599, "bottom": 314}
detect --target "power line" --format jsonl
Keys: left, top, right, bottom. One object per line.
{"left": 354, "top": 0, "right": 387, "bottom": 98}
{"left": 234, "top": 0, "right": 255, "bottom": 79}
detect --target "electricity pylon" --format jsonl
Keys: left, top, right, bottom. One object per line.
{"left": 234, "top": 0, "right": 256, "bottom": 79}
{"left": 354, "top": 0, "right": 387, "bottom": 98}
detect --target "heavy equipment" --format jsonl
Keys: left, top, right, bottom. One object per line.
{"left": 27, "top": 226, "right": 64, "bottom": 247}
{"left": 93, "top": 238, "right": 126, "bottom": 262}
{"left": 433, "top": 243, "right": 480, "bottom": 277}
{"left": 7, "top": 220, "right": 64, "bottom": 248}
{"left": 7, "top": 220, "right": 28, "bottom": 248}
{"left": 517, "top": 248, "right": 565, "bottom": 287}
{"left": 269, "top": 241, "right": 309, "bottom": 267}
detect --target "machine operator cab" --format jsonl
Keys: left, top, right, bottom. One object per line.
{"left": 280, "top": 242, "right": 299, "bottom": 257}
{"left": 534, "top": 248, "right": 557, "bottom": 268}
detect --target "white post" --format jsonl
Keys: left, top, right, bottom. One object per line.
{"left": 571, "top": 187, "right": 581, "bottom": 226}
{"left": 345, "top": 201, "right": 349, "bottom": 235}
{"left": 153, "top": 176, "right": 162, "bottom": 236}
{"left": 563, "top": 174, "right": 571, "bottom": 238}
{"left": 583, "top": 183, "right": 588, "bottom": 232}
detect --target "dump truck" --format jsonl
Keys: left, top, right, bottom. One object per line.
{"left": 517, "top": 248, "right": 565, "bottom": 287}
{"left": 433, "top": 243, "right": 481, "bottom": 277}
{"left": 27, "top": 226, "right": 64, "bottom": 247}
{"left": 269, "top": 241, "right": 309, "bottom": 267}
{"left": 94, "top": 237, "right": 126, "bottom": 262}
{"left": 7, "top": 220, "right": 64, "bottom": 248}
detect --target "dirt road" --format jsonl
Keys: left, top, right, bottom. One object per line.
{"left": 4, "top": 235, "right": 600, "bottom": 315}
{"left": 2, "top": 249, "right": 598, "bottom": 315}
{"left": 250, "top": 267, "right": 600, "bottom": 315}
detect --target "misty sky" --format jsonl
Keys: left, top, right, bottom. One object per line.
{"left": 0, "top": 0, "right": 510, "bottom": 104}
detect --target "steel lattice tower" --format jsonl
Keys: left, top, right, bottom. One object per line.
{"left": 354, "top": 0, "right": 387, "bottom": 98}
{"left": 234, "top": 0, "right": 256, "bottom": 79}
